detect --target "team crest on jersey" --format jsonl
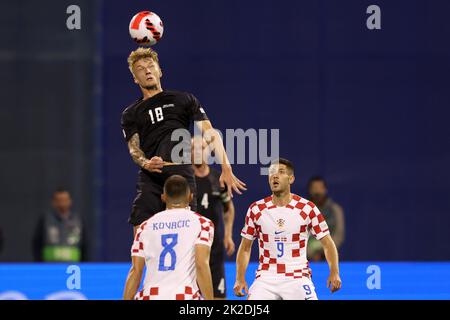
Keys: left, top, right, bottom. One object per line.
{"left": 276, "top": 219, "right": 285, "bottom": 228}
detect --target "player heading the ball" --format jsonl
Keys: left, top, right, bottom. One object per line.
{"left": 121, "top": 47, "right": 246, "bottom": 235}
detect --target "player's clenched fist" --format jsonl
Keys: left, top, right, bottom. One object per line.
{"left": 143, "top": 156, "right": 164, "bottom": 173}
{"left": 233, "top": 279, "right": 248, "bottom": 297}
{"left": 327, "top": 272, "right": 342, "bottom": 293}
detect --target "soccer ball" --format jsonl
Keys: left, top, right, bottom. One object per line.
{"left": 129, "top": 11, "right": 164, "bottom": 46}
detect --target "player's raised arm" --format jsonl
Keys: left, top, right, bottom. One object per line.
{"left": 234, "top": 237, "right": 253, "bottom": 297}
{"left": 195, "top": 120, "right": 247, "bottom": 198}
{"left": 195, "top": 244, "right": 214, "bottom": 300}
{"left": 127, "top": 133, "right": 164, "bottom": 173}
{"left": 320, "top": 234, "right": 342, "bottom": 293}
{"left": 123, "top": 255, "right": 145, "bottom": 300}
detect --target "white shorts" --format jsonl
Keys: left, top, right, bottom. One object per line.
{"left": 248, "top": 277, "right": 318, "bottom": 300}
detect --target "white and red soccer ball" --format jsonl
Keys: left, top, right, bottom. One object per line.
{"left": 129, "top": 11, "right": 164, "bottom": 46}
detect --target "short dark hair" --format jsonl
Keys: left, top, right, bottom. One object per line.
{"left": 164, "top": 175, "right": 190, "bottom": 200}
{"left": 307, "top": 176, "right": 327, "bottom": 189}
{"left": 271, "top": 158, "right": 294, "bottom": 174}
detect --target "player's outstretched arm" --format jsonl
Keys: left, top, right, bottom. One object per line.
{"left": 195, "top": 244, "right": 214, "bottom": 300}
{"left": 196, "top": 120, "right": 247, "bottom": 197}
{"left": 127, "top": 133, "right": 164, "bottom": 173}
{"left": 234, "top": 238, "right": 253, "bottom": 297}
{"left": 320, "top": 235, "right": 342, "bottom": 293}
{"left": 123, "top": 256, "right": 145, "bottom": 300}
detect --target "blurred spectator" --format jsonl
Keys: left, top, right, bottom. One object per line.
{"left": 33, "top": 188, "right": 88, "bottom": 262}
{"left": 307, "top": 176, "right": 345, "bottom": 261}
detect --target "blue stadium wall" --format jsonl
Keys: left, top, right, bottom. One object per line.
{"left": 100, "top": 0, "right": 450, "bottom": 261}
{"left": 0, "top": 1, "right": 449, "bottom": 263}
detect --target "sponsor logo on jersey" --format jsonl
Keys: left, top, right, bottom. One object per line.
{"left": 162, "top": 104, "right": 175, "bottom": 108}
{"left": 276, "top": 219, "right": 285, "bottom": 228}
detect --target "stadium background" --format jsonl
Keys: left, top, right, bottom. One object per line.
{"left": 0, "top": 0, "right": 449, "bottom": 299}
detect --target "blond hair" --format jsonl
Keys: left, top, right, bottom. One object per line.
{"left": 127, "top": 47, "right": 160, "bottom": 74}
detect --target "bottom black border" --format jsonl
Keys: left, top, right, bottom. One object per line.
{"left": 2, "top": 300, "right": 448, "bottom": 318}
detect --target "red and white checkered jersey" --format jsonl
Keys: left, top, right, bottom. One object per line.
{"left": 131, "top": 208, "right": 214, "bottom": 300}
{"left": 241, "top": 194, "right": 329, "bottom": 280}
